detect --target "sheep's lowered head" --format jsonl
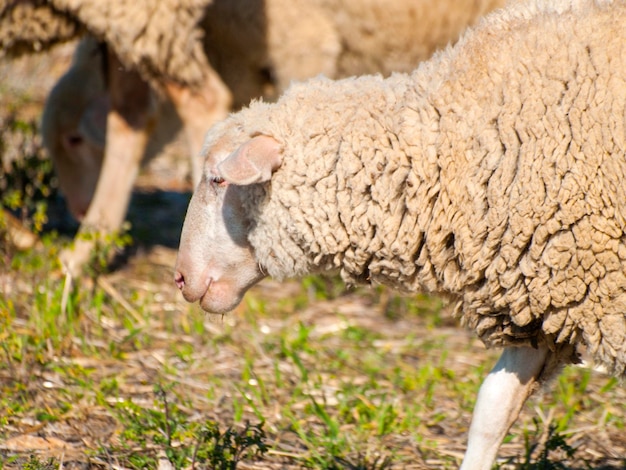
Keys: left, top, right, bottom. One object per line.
{"left": 41, "top": 38, "right": 108, "bottom": 220}
{"left": 174, "top": 125, "right": 282, "bottom": 314}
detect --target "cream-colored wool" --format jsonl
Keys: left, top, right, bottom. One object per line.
{"left": 203, "top": 0, "right": 506, "bottom": 106}
{"left": 0, "top": 0, "right": 211, "bottom": 88}
{"left": 199, "top": 0, "right": 626, "bottom": 378}
{"left": 2, "top": 0, "right": 506, "bottom": 99}
{"left": 0, "top": 1, "right": 80, "bottom": 55}
{"left": 53, "top": 0, "right": 213, "bottom": 89}
{"left": 317, "top": 0, "right": 504, "bottom": 77}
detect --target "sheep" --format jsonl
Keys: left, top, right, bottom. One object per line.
{"left": 2, "top": 0, "right": 504, "bottom": 275}
{"left": 173, "top": 0, "right": 626, "bottom": 468}
{"left": 38, "top": 36, "right": 107, "bottom": 220}
{"left": 1, "top": 0, "right": 231, "bottom": 186}
{"left": 39, "top": 36, "right": 185, "bottom": 219}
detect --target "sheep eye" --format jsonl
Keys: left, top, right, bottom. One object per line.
{"left": 64, "top": 134, "right": 84, "bottom": 147}
{"left": 210, "top": 175, "right": 226, "bottom": 185}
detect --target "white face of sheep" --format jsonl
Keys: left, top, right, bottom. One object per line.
{"left": 174, "top": 133, "right": 282, "bottom": 314}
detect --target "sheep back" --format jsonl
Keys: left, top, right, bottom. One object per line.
{"left": 322, "top": 0, "right": 506, "bottom": 77}
{"left": 53, "top": 0, "right": 213, "bottom": 89}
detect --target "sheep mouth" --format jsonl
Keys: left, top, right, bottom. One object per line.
{"left": 197, "top": 280, "right": 244, "bottom": 314}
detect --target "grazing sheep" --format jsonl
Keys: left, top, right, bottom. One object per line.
{"left": 44, "top": 0, "right": 233, "bottom": 162}
{"left": 39, "top": 36, "right": 184, "bottom": 219}
{"left": 1, "top": 0, "right": 231, "bottom": 179}
{"left": 174, "top": 0, "right": 626, "bottom": 467}
{"left": 9, "top": 0, "right": 505, "bottom": 275}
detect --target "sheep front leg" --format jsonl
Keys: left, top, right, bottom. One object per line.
{"left": 165, "top": 68, "right": 232, "bottom": 189}
{"left": 460, "top": 345, "right": 549, "bottom": 470}
{"left": 60, "top": 51, "right": 154, "bottom": 277}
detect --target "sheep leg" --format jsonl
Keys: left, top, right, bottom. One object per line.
{"left": 60, "top": 51, "right": 154, "bottom": 277}
{"left": 164, "top": 69, "right": 232, "bottom": 189}
{"left": 459, "top": 345, "right": 549, "bottom": 470}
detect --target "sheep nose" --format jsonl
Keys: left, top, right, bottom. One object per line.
{"left": 174, "top": 271, "right": 185, "bottom": 290}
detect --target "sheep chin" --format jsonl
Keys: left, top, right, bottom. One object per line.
{"left": 198, "top": 280, "right": 247, "bottom": 315}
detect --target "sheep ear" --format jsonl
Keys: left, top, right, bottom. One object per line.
{"left": 217, "top": 135, "right": 282, "bottom": 185}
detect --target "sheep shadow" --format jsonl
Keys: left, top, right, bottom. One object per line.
{"left": 125, "top": 189, "right": 192, "bottom": 249}
{"left": 44, "top": 189, "right": 192, "bottom": 250}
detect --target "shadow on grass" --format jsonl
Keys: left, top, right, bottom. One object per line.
{"left": 44, "top": 189, "right": 192, "bottom": 250}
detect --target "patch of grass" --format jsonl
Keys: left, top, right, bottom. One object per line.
{"left": 289, "top": 395, "right": 349, "bottom": 468}
{"left": 20, "top": 455, "right": 58, "bottom": 470}
{"left": 496, "top": 419, "right": 576, "bottom": 470}
{"left": 75, "top": 226, "right": 134, "bottom": 278}
{"left": 112, "top": 383, "right": 268, "bottom": 469}
{"left": 379, "top": 289, "right": 445, "bottom": 326}
{"left": 0, "top": 114, "right": 56, "bottom": 234}
{"left": 302, "top": 274, "right": 347, "bottom": 302}
{"left": 524, "top": 421, "right": 576, "bottom": 469}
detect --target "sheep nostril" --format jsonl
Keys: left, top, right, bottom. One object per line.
{"left": 174, "top": 271, "right": 185, "bottom": 290}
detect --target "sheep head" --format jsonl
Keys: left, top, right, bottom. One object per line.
{"left": 175, "top": 133, "right": 282, "bottom": 314}
{"left": 41, "top": 37, "right": 108, "bottom": 220}
{"left": 46, "top": 96, "right": 108, "bottom": 220}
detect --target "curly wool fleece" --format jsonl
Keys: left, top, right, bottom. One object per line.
{"left": 214, "top": 0, "right": 626, "bottom": 376}
{"left": 52, "top": 0, "right": 213, "bottom": 88}
{"left": 0, "top": 1, "right": 80, "bottom": 55}
{"left": 0, "top": 0, "right": 210, "bottom": 88}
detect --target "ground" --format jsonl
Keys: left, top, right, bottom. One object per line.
{"left": 0, "top": 42, "right": 625, "bottom": 470}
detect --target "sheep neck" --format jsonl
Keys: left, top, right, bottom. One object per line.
{"left": 249, "top": 70, "right": 465, "bottom": 298}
